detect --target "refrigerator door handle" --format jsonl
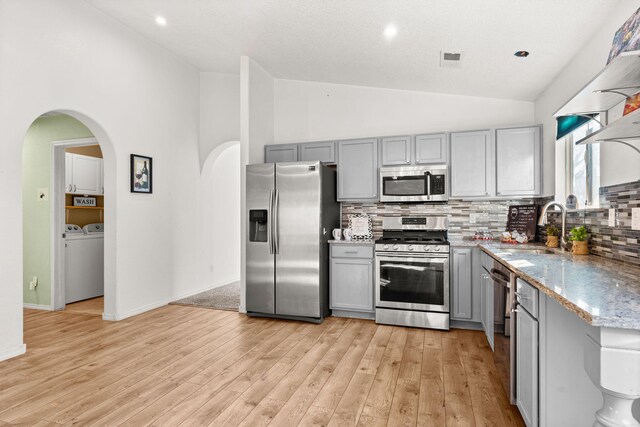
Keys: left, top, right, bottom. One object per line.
{"left": 273, "top": 189, "right": 280, "bottom": 254}
{"left": 268, "top": 189, "right": 274, "bottom": 255}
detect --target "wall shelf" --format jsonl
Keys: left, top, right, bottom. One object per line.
{"left": 575, "top": 108, "right": 640, "bottom": 145}
{"left": 554, "top": 50, "right": 640, "bottom": 117}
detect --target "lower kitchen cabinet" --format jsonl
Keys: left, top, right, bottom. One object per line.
{"left": 516, "top": 278, "right": 539, "bottom": 427}
{"left": 330, "top": 243, "right": 374, "bottom": 319}
{"left": 450, "top": 247, "right": 473, "bottom": 320}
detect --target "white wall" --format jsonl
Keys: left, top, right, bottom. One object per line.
{"left": 198, "top": 142, "right": 241, "bottom": 289}
{"left": 274, "top": 79, "right": 535, "bottom": 140}
{"left": 199, "top": 72, "right": 240, "bottom": 168}
{"left": 240, "top": 57, "right": 275, "bottom": 312}
{"left": 0, "top": 0, "right": 202, "bottom": 360}
{"left": 534, "top": 0, "right": 640, "bottom": 199}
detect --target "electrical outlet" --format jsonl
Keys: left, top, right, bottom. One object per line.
{"left": 29, "top": 276, "right": 38, "bottom": 290}
{"left": 608, "top": 209, "right": 616, "bottom": 227}
{"left": 632, "top": 208, "right": 640, "bottom": 231}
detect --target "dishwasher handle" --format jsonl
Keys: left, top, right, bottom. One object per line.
{"left": 490, "top": 268, "right": 511, "bottom": 288}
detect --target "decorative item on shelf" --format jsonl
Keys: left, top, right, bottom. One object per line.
{"left": 73, "top": 196, "right": 96, "bottom": 207}
{"left": 606, "top": 6, "right": 640, "bottom": 64}
{"left": 505, "top": 205, "right": 538, "bottom": 240}
{"left": 500, "top": 230, "right": 528, "bottom": 244}
{"left": 332, "top": 228, "right": 342, "bottom": 240}
{"left": 569, "top": 225, "right": 589, "bottom": 255}
{"left": 623, "top": 92, "right": 640, "bottom": 116}
{"left": 546, "top": 225, "right": 560, "bottom": 248}
{"left": 566, "top": 194, "right": 578, "bottom": 209}
{"left": 348, "top": 214, "right": 373, "bottom": 241}
{"left": 343, "top": 228, "right": 352, "bottom": 241}
{"left": 130, "top": 154, "right": 152, "bottom": 194}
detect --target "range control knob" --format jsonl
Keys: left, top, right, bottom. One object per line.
{"left": 392, "top": 244, "right": 399, "bottom": 251}
{"left": 383, "top": 244, "right": 389, "bottom": 250}
{"left": 408, "top": 245, "right": 414, "bottom": 251}
{"left": 423, "top": 245, "right": 431, "bottom": 252}
{"left": 434, "top": 246, "right": 441, "bottom": 252}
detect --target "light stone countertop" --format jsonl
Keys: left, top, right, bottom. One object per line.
{"left": 466, "top": 240, "right": 640, "bottom": 330}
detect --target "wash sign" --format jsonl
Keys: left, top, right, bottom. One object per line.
{"left": 73, "top": 197, "right": 97, "bottom": 207}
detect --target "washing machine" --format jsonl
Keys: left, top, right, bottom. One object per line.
{"left": 65, "top": 223, "right": 104, "bottom": 304}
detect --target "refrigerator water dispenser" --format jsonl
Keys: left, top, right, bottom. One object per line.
{"left": 249, "top": 209, "right": 268, "bottom": 242}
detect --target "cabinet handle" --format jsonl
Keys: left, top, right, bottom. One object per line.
{"left": 344, "top": 251, "right": 358, "bottom": 254}
{"left": 482, "top": 274, "right": 490, "bottom": 279}
{"left": 514, "top": 291, "right": 529, "bottom": 299}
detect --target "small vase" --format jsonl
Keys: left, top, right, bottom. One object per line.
{"left": 572, "top": 240, "right": 589, "bottom": 255}
{"left": 546, "top": 236, "right": 559, "bottom": 248}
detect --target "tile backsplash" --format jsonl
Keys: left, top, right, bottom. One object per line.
{"left": 341, "top": 197, "right": 552, "bottom": 240}
{"left": 542, "top": 180, "right": 640, "bottom": 266}
{"left": 342, "top": 180, "right": 640, "bottom": 267}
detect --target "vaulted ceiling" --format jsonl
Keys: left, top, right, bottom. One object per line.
{"left": 86, "top": 0, "right": 622, "bottom": 101}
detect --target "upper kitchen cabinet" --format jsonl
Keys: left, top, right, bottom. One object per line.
{"left": 450, "top": 130, "right": 494, "bottom": 198}
{"left": 337, "top": 138, "right": 378, "bottom": 201}
{"left": 496, "top": 126, "right": 541, "bottom": 197}
{"left": 415, "top": 133, "right": 448, "bottom": 164}
{"left": 299, "top": 141, "right": 336, "bottom": 164}
{"left": 264, "top": 144, "right": 299, "bottom": 163}
{"left": 380, "top": 136, "right": 411, "bottom": 166}
{"left": 66, "top": 153, "right": 103, "bottom": 195}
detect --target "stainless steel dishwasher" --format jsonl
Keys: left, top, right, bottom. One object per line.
{"left": 490, "top": 259, "right": 517, "bottom": 404}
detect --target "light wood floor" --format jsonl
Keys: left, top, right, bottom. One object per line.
{"left": 64, "top": 297, "right": 104, "bottom": 316}
{"left": 0, "top": 305, "right": 524, "bottom": 426}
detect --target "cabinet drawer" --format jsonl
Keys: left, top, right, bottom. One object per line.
{"left": 516, "top": 278, "right": 538, "bottom": 318}
{"left": 331, "top": 245, "right": 373, "bottom": 259}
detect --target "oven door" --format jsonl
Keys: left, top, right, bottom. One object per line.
{"left": 375, "top": 253, "right": 449, "bottom": 312}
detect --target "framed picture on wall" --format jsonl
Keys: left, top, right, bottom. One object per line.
{"left": 130, "top": 154, "right": 152, "bottom": 193}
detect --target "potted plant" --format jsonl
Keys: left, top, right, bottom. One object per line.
{"left": 546, "top": 226, "right": 560, "bottom": 248}
{"left": 569, "top": 225, "right": 589, "bottom": 255}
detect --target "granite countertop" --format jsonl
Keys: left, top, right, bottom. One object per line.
{"left": 470, "top": 240, "right": 640, "bottom": 330}
{"left": 328, "top": 239, "right": 375, "bottom": 245}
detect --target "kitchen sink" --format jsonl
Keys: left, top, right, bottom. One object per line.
{"left": 498, "top": 248, "right": 556, "bottom": 255}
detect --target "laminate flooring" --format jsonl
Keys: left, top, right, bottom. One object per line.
{"left": 0, "top": 305, "right": 525, "bottom": 426}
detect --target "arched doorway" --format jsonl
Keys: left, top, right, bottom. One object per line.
{"left": 21, "top": 111, "right": 116, "bottom": 319}
{"left": 173, "top": 141, "right": 241, "bottom": 311}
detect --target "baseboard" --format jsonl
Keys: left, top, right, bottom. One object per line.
{"left": 103, "top": 298, "right": 171, "bottom": 321}
{"left": 23, "top": 303, "right": 53, "bottom": 311}
{"left": 0, "top": 344, "right": 26, "bottom": 362}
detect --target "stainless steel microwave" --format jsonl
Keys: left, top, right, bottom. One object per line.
{"left": 379, "top": 165, "right": 448, "bottom": 203}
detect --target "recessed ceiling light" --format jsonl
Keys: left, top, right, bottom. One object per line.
{"left": 155, "top": 16, "right": 167, "bottom": 26}
{"left": 514, "top": 51, "right": 530, "bottom": 58}
{"left": 383, "top": 24, "right": 397, "bottom": 40}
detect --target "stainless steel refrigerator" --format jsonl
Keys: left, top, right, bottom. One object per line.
{"left": 246, "top": 161, "right": 339, "bottom": 322}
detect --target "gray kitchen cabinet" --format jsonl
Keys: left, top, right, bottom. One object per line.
{"left": 450, "top": 247, "right": 473, "bottom": 320}
{"left": 380, "top": 135, "right": 411, "bottom": 166}
{"left": 415, "top": 133, "right": 448, "bottom": 164}
{"left": 516, "top": 289, "right": 539, "bottom": 427}
{"left": 496, "top": 126, "right": 541, "bottom": 197}
{"left": 330, "top": 244, "right": 374, "bottom": 317}
{"left": 300, "top": 141, "right": 336, "bottom": 164}
{"left": 264, "top": 144, "right": 299, "bottom": 163}
{"left": 481, "top": 267, "right": 494, "bottom": 350}
{"left": 450, "top": 130, "right": 494, "bottom": 198}
{"left": 337, "top": 138, "right": 378, "bottom": 201}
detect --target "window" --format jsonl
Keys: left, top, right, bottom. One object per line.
{"left": 564, "top": 117, "right": 601, "bottom": 208}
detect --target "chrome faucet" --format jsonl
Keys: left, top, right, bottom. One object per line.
{"left": 538, "top": 201, "right": 568, "bottom": 250}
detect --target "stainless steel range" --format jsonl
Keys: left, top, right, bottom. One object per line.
{"left": 375, "top": 216, "right": 450, "bottom": 330}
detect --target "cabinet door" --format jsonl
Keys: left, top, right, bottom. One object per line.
{"left": 451, "top": 247, "right": 473, "bottom": 320}
{"left": 330, "top": 257, "right": 374, "bottom": 312}
{"left": 300, "top": 141, "right": 336, "bottom": 163}
{"left": 380, "top": 136, "right": 411, "bottom": 166}
{"left": 337, "top": 138, "right": 378, "bottom": 201}
{"left": 71, "top": 154, "right": 102, "bottom": 195}
{"left": 450, "top": 130, "right": 494, "bottom": 198}
{"left": 415, "top": 133, "right": 448, "bottom": 164}
{"left": 516, "top": 307, "right": 539, "bottom": 427}
{"left": 65, "top": 153, "right": 73, "bottom": 193}
{"left": 265, "top": 144, "right": 299, "bottom": 163}
{"left": 496, "top": 126, "right": 541, "bottom": 196}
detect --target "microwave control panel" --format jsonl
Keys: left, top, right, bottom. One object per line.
{"left": 430, "top": 175, "right": 446, "bottom": 195}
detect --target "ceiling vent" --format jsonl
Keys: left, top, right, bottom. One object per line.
{"left": 440, "top": 51, "right": 463, "bottom": 68}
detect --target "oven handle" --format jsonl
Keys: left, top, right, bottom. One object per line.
{"left": 376, "top": 253, "right": 449, "bottom": 261}
{"left": 490, "top": 268, "right": 511, "bottom": 287}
